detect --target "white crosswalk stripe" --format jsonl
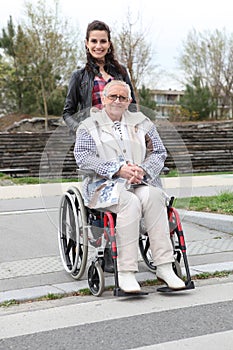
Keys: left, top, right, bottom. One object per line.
{"left": 0, "top": 280, "right": 232, "bottom": 341}
{"left": 133, "top": 331, "right": 233, "bottom": 350}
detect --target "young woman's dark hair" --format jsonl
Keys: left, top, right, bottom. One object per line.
{"left": 85, "top": 20, "right": 126, "bottom": 77}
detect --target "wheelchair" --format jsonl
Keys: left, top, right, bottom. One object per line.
{"left": 58, "top": 174, "right": 195, "bottom": 297}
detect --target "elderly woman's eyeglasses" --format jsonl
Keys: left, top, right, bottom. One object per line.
{"left": 107, "top": 94, "right": 129, "bottom": 102}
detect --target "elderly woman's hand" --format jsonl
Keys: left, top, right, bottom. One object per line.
{"left": 116, "top": 163, "right": 145, "bottom": 184}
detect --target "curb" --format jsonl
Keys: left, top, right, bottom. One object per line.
{"left": 1, "top": 262, "right": 233, "bottom": 304}
{"left": 178, "top": 210, "right": 233, "bottom": 235}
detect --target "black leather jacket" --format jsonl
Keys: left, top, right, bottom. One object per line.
{"left": 63, "top": 63, "right": 137, "bottom": 132}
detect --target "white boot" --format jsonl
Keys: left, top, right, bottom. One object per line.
{"left": 156, "top": 263, "right": 185, "bottom": 290}
{"left": 118, "top": 272, "right": 141, "bottom": 292}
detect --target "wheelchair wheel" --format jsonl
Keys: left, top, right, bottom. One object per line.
{"left": 139, "top": 233, "right": 156, "bottom": 272}
{"left": 170, "top": 235, "right": 183, "bottom": 279}
{"left": 173, "top": 259, "right": 182, "bottom": 279}
{"left": 58, "top": 186, "right": 88, "bottom": 280}
{"left": 139, "top": 232, "right": 183, "bottom": 278}
{"left": 169, "top": 208, "right": 184, "bottom": 280}
{"left": 87, "top": 261, "right": 105, "bottom": 297}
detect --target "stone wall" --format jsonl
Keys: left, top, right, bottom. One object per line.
{"left": 0, "top": 121, "right": 232, "bottom": 177}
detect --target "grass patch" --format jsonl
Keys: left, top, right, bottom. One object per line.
{"left": 175, "top": 191, "right": 233, "bottom": 215}
{"left": 140, "top": 270, "right": 233, "bottom": 287}
{"left": 160, "top": 169, "right": 178, "bottom": 177}
{"left": 191, "top": 270, "right": 231, "bottom": 279}
{"left": 0, "top": 290, "right": 92, "bottom": 308}
{"left": 161, "top": 170, "right": 233, "bottom": 178}
{"left": 0, "top": 173, "right": 79, "bottom": 185}
{"left": 13, "top": 177, "right": 80, "bottom": 185}
{"left": 76, "top": 288, "right": 92, "bottom": 296}
{"left": 35, "top": 289, "right": 92, "bottom": 300}
{"left": 1, "top": 170, "right": 232, "bottom": 184}
{"left": 0, "top": 299, "right": 19, "bottom": 307}
{"left": 39, "top": 293, "right": 64, "bottom": 301}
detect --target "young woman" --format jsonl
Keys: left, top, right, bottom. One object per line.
{"left": 63, "top": 20, "right": 137, "bottom": 133}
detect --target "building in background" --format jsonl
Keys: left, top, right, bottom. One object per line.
{"left": 151, "top": 89, "right": 233, "bottom": 119}
{"left": 151, "top": 89, "right": 184, "bottom": 118}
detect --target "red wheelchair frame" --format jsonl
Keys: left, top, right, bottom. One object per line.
{"left": 58, "top": 185, "right": 195, "bottom": 297}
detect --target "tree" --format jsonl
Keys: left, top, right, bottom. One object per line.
{"left": 0, "top": 56, "right": 14, "bottom": 114}
{"left": 178, "top": 28, "right": 233, "bottom": 119}
{"left": 138, "top": 84, "right": 156, "bottom": 119}
{"left": 139, "top": 85, "right": 156, "bottom": 109}
{"left": 180, "top": 77, "right": 217, "bottom": 120}
{"left": 23, "top": 0, "right": 81, "bottom": 127}
{"left": 114, "top": 10, "right": 155, "bottom": 101}
{"left": 0, "top": 16, "right": 34, "bottom": 113}
{"left": 0, "top": 0, "right": 81, "bottom": 125}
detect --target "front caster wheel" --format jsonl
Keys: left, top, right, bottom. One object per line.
{"left": 88, "top": 261, "right": 105, "bottom": 296}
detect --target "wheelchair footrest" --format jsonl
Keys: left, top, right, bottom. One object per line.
{"left": 157, "top": 280, "right": 195, "bottom": 293}
{"left": 113, "top": 287, "right": 148, "bottom": 297}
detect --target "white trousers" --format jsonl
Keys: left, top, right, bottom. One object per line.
{"left": 109, "top": 185, "right": 174, "bottom": 272}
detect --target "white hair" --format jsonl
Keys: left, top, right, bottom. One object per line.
{"left": 103, "top": 80, "right": 132, "bottom": 99}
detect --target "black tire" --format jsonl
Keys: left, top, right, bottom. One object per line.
{"left": 170, "top": 233, "right": 183, "bottom": 279}
{"left": 58, "top": 186, "right": 88, "bottom": 280}
{"left": 139, "top": 232, "right": 183, "bottom": 278}
{"left": 139, "top": 233, "right": 156, "bottom": 272}
{"left": 172, "top": 259, "right": 183, "bottom": 279}
{"left": 88, "top": 261, "right": 105, "bottom": 297}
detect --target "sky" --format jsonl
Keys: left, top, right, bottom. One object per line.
{"left": 1, "top": 0, "right": 233, "bottom": 89}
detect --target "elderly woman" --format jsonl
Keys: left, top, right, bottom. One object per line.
{"left": 74, "top": 80, "right": 185, "bottom": 293}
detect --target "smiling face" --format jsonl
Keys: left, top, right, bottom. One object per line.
{"left": 102, "top": 82, "right": 131, "bottom": 121}
{"left": 85, "top": 30, "right": 111, "bottom": 61}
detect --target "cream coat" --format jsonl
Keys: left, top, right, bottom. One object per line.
{"left": 75, "top": 108, "right": 166, "bottom": 208}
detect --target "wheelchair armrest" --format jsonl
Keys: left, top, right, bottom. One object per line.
{"left": 76, "top": 168, "right": 95, "bottom": 176}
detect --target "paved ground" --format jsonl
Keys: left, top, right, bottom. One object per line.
{"left": 0, "top": 174, "right": 232, "bottom": 303}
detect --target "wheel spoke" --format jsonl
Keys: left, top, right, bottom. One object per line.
{"left": 65, "top": 238, "right": 75, "bottom": 255}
